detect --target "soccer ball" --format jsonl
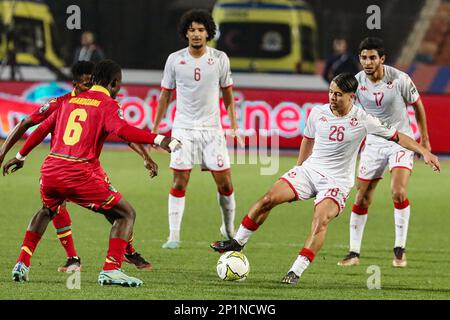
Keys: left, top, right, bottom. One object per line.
{"left": 216, "top": 251, "right": 250, "bottom": 281}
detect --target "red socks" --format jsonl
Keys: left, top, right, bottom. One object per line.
{"left": 126, "top": 233, "right": 136, "bottom": 255}
{"left": 103, "top": 238, "right": 128, "bottom": 271}
{"left": 17, "top": 231, "right": 42, "bottom": 267}
{"left": 53, "top": 206, "right": 77, "bottom": 258}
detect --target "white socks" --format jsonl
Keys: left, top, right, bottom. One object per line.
{"left": 394, "top": 202, "right": 410, "bottom": 248}
{"left": 234, "top": 225, "right": 254, "bottom": 246}
{"left": 289, "top": 256, "right": 311, "bottom": 277}
{"left": 168, "top": 193, "right": 186, "bottom": 242}
{"left": 349, "top": 199, "right": 410, "bottom": 253}
{"left": 217, "top": 191, "right": 236, "bottom": 237}
{"left": 349, "top": 212, "right": 368, "bottom": 253}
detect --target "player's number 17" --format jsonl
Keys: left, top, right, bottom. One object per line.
{"left": 63, "top": 108, "right": 87, "bottom": 146}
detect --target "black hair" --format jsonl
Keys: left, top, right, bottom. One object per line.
{"left": 91, "top": 59, "right": 121, "bottom": 87}
{"left": 178, "top": 9, "right": 216, "bottom": 41}
{"left": 71, "top": 61, "right": 95, "bottom": 82}
{"left": 332, "top": 73, "right": 358, "bottom": 93}
{"left": 359, "top": 37, "right": 385, "bottom": 57}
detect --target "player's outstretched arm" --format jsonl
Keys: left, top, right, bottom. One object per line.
{"left": 128, "top": 142, "right": 158, "bottom": 178}
{"left": 3, "top": 115, "right": 55, "bottom": 176}
{"left": 116, "top": 125, "right": 181, "bottom": 153}
{"left": 152, "top": 89, "right": 172, "bottom": 133}
{"left": 297, "top": 137, "right": 314, "bottom": 166}
{"left": 0, "top": 117, "right": 35, "bottom": 167}
{"left": 393, "top": 132, "right": 440, "bottom": 172}
{"left": 412, "top": 99, "right": 431, "bottom": 151}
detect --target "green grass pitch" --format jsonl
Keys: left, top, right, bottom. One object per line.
{"left": 0, "top": 144, "right": 449, "bottom": 300}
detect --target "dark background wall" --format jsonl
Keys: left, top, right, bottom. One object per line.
{"left": 309, "top": 0, "right": 425, "bottom": 65}
{"left": 47, "top": 0, "right": 424, "bottom": 69}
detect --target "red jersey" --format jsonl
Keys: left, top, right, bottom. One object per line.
{"left": 38, "top": 85, "right": 130, "bottom": 186}
{"left": 28, "top": 90, "right": 75, "bottom": 124}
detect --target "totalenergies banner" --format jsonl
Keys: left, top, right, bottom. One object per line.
{"left": 1, "top": 81, "right": 449, "bottom": 153}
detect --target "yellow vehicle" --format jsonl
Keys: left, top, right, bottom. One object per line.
{"left": 0, "top": 0, "right": 64, "bottom": 68}
{"left": 212, "top": 0, "right": 317, "bottom": 73}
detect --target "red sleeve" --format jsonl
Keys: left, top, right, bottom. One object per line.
{"left": 20, "top": 112, "right": 57, "bottom": 156}
{"left": 103, "top": 101, "right": 129, "bottom": 134}
{"left": 28, "top": 95, "right": 64, "bottom": 124}
{"left": 116, "top": 125, "right": 157, "bottom": 144}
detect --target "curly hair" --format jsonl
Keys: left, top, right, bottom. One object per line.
{"left": 359, "top": 37, "right": 385, "bottom": 57}
{"left": 71, "top": 61, "right": 95, "bottom": 82}
{"left": 92, "top": 59, "right": 121, "bottom": 87}
{"left": 178, "top": 9, "right": 216, "bottom": 41}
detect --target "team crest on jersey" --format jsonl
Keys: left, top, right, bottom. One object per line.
{"left": 207, "top": 58, "right": 214, "bottom": 65}
{"left": 380, "top": 120, "right": 392, "bottom": 129}
{"left": 319, "top": 116, "right": 328, "bottom": 122}
{"left": 360, "top": 86, "right": 367, "bottom": 91}
{"left": 179, "top": 60, "right": 186, "bottom": 65}
{"left": 39, "top": 101, "right": 52, "bottom": 113}
{"left": 118, "top": 108, "right": 124, "bottom": 119}
{"left": 386, "top": 81, "right": 394, "bottom": 89}
{"left": 350, "top": 117, "right": 358, "bottom": 127}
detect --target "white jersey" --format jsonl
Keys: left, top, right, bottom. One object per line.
{"left": 161, "top": 46, "right": 233, "bottom": 130}
{"left": 355, "top": 65, "right": 420, "bottom": 144}
{"left": 302, "top": 104, "right": 397, "bottom": 189}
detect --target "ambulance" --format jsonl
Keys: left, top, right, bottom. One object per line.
{"left": 212, "top": 0, "right": 317, "bottom": 73}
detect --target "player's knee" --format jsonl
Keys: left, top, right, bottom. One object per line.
{"left": 172, "top": 181, "right": 187, "bottom": 191}
{"left": 124, "top": 206, "right": 136, "bottom": 222}
{"left": 312, "top": 214, "right": 330, "bottom": 233}
{"left": 355, "top": 191, "right": 372, "bottom": 208}
{"left": 218, "top": 183, "right": 233, "bottom": 196}
{"left": 391, "top": 188, "right": 407, "bottom": 203}
{"left": 41, "top": 207, "right": 56, "bottom": 220}
{"left": 260, "top": 193, "right": 276, "bottom": 211}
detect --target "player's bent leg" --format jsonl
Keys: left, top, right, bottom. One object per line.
{"left": 28, "top": 206, "right": 57, "bottom": 234}
{"left": 123, "top": 233, "right": 153, "bottom": 270}
{"left": 53, "top": 203, "right": 82, "bottom": 273}
{"left": 163, "top": 170, "right": 191, "bottom": 249}
{"left": 101, "top": 198, "right": 136, "bottom": 242}
{"left": 103, "top": 215, "right": 153, "bottom": 270}
{"left": 390, "top": 168, "right": 411, "bottom": 267}
{"left": 211, "top": 170, "right": 236, "bottom": 239}
{"left": 13, "top": 206, "right": 56, "bottom": 282}
{"left": 304, "top": 199, "right": 339, "bottom": 253}
{"left": 211, "top": 179, "right": 296, "bottom": 253}
{"left": 283, "top": 200, "right": 339, "bottom": 285}
{"left": 98, "top": 198, "right": 143, "bottom": 287}
{"left": 338, "top": 179, "right": 379, "bottom": 267}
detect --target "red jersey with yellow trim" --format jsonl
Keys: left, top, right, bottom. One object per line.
{"left": 29, "top": 90, "right": 76, "bottom": 124}
{"left": 39, "top": 85, "right": 128, "bottom": 186}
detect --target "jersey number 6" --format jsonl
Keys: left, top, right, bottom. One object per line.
{"left": 63, "top": 108, "right": 87, "bottom": 146}
{"left": 194, "top": 67, "right": 201, "bottom": 81}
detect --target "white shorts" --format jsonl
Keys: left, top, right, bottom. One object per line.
{"left": 358, "top": 141, "right": 414, "bottom": 181}
{"left": 170, "top": 128, "right": 231, "bottom": 172}
{"left": 280, "top": 165, "right": 350, "bottom": 214}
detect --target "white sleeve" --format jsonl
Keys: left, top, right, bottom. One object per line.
{"left": 398, "top": 73, "right": 420, "bottom": 105}
{"left": 219, "top": 52, "right": 233, "bottom": 88}
{"left": 161, "top": 54, "right": 176, "bottom": 90}
{"left": 303, "top": 108, "right": 317, "bottom": 139}
{"left": 363, "top": 112, "right": 397, "bottom": 140}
